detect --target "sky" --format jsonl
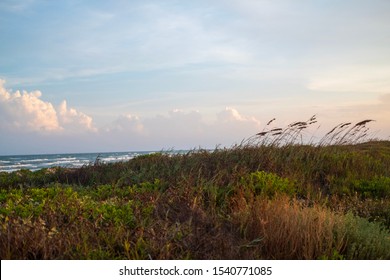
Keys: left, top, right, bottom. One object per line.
{"left": 1, "top": 0, "right": 390, "bottom": 155}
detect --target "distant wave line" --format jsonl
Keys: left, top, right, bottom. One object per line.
{"left": 0, "top": 151, "right": 157, "bottom": 172}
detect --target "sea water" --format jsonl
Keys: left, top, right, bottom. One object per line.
{"left": 0, "top": 151, "right": 157, "bottom": 173}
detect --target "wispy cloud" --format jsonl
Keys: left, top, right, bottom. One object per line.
{"left": 307, "top": 65, "right": 390, "bottom": 94}
{"left": 1, "top": 1, "right": 253, "bottom": 86}
{"left": 0, "top": 0, "right": 36, "bottom": 12}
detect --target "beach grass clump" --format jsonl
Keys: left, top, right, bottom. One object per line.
{"left": 230, "top": 194, "right": 345, "bottom": 259}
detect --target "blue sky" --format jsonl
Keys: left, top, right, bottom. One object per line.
{"left": 1, "top": 0, "right": 390, "bottom": 155}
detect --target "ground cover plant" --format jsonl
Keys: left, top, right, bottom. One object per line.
{"left": 1, "top": 117, "right": 390, "bottom": 259}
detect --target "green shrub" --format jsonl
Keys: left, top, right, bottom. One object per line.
{"left": 137, "top": 179, "right": 164, "bottom": 192}
{"left": 340, "top": 213, "right": 390, "bottom": 259}
{"left": 241, "top": 171, "right": 296, "bottom": 197}
{"left": 97, "top": 201, "right": 135, "bottom": 227}
{"left": 351, "top": 176, "right": 390, "bottom": 198}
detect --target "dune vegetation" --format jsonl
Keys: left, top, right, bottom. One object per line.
{"left": 1, "top": 116, "right": 390, "bottom": 259}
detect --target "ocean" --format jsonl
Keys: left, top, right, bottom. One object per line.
{"left": 0, "top": 151, "right": 158, "bottom": 173}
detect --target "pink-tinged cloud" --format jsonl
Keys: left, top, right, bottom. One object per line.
{"left": 102, "top": 107, "right": 262, "bottom": 150}
{"left": 0, "top": 80, "right": 60, "bottom": 132}
{"left": 0, "top": 80, "right": 96, "bottom": 133}
{"left": 58, "top": 100, "right": 97, "bottom": 132}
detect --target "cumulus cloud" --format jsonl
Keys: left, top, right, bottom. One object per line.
{"left": 0, "top": 80, "right": 60, "bottom": 132}
{"left": 212, "top": 107, "right": 262, "bottom": 145}
{"left": 1, "top": 80, "right": 263, "bottom": 152}
{"left": 217, "top": 107, "right": 261, "bottom": 125}
{"left": 0, "top": 80, "right": 96, "bottom": 133}
{"left": 102, "top": 107, "right": 262, "bottom": 150}
{"left": 58, "top": 100, "right": 97, "bottom": 132}
{"left": 107, "top": 114, "right": 144, "bottom": 134}
{"left": 103, "top": 109, "right": 206, "bottom": 149}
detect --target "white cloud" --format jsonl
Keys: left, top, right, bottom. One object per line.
{"left": 1, "top": 80, "right": 261, "bottom": 150}
{"left": 2, "top": 79, "right": 389, "bottom": 154}
{"left": 211, "top": 107, "right": 262, "bottom": 144}
{"left": 217, "top": 107, "right": 261, "bottom": 125}
{"left": 0, "top": 80, "right": 96, "bottom": 133}
{"left": 107, "top": 114, "right": 144, "bottom": 134}
{"left": 102, "top": 107, "right": 262, "bottom": 150}
{"left": 0, "top": 80, "right": 60, "bottom": 132}
{"left": 58, "top": 100, "right": 97, "bottom": 132}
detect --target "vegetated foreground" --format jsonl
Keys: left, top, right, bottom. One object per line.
{"left": 1, "top": 140, "right": 390, "bottom": 259}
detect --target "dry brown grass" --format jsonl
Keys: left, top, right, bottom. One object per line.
{"left": 231, "top": 192, "right": 345, "bottom": 259}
